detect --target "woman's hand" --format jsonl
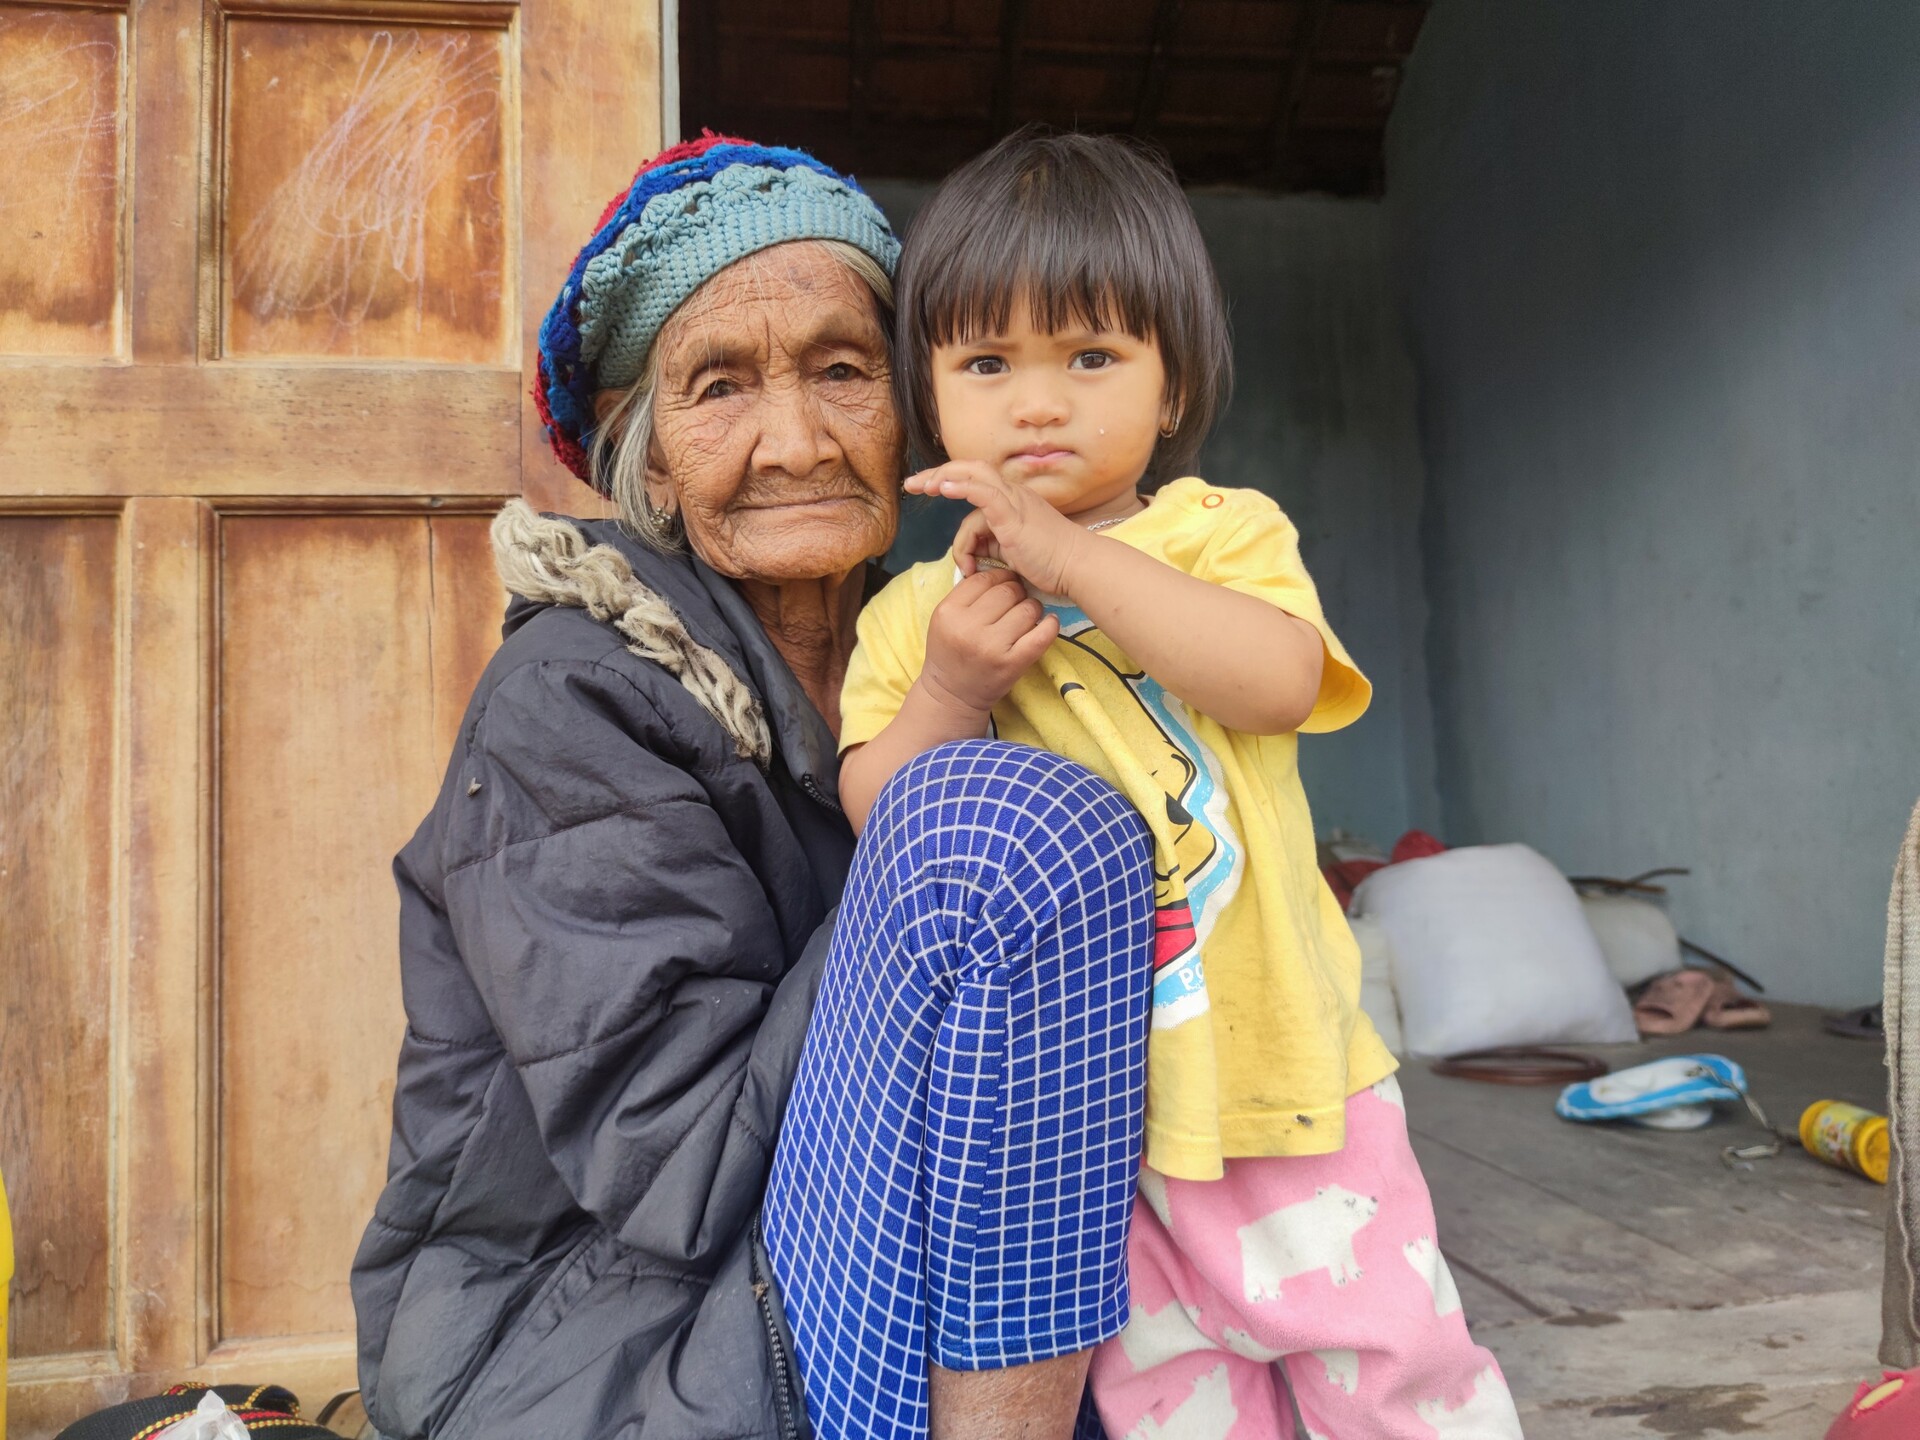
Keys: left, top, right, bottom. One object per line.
{"left": 921, "top": 568, "right": 1058, "bottom": 720}
{"left": 907, "top": 462, "right": 1092, "bottom": 599}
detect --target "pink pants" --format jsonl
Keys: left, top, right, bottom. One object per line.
{"left": 1090, "top": 1077, "right": 1524, "bottom": 1439}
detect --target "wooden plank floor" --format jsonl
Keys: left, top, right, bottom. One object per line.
{"left": 1401, "top": 1003, "right": 1890, "bottom": 1438}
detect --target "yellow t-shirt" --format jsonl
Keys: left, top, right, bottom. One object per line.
{"left": 840, "top": 477, "right": 1398, "bottom": 1180}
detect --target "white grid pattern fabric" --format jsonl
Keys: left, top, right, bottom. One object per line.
{"left": 765, "top": 742, "right": 1154, "bottom": 1440}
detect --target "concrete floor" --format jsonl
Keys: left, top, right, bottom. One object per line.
{"left": 1403, "top": 1003, "right": 1891, "bottom": 1438}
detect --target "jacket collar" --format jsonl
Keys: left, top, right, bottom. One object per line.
{"left": 494, "top": 503, "right": 850, "bottom": 804}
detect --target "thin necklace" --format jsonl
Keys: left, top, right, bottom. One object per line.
{"left": 1084, "top": 508, "right": 1141, "bottom": 534}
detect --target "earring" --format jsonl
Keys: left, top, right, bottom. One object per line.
{"left": 641, "top": 486, "right": 683, "bottom": 540}
{"left": 1159, "top": 415, "right": 1180, "bottom": 438}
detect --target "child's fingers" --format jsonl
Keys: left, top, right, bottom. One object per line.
{"left": 945, "top": 566, "right": 1023, "bottom": 612}
{"left": 953, "top": 517, "right": 1012, "bottom": 580}
{"left": 954, "top": 469, "right": 1018, "bottom": 517}
{"left": 978, "top": 586, "right": 1042, "bottom": 630}
{"left": 1004, "top": 609, "right": 1060, "bottom": 665}
{"left": 966, "top": 570, "right": 1032, "bottom": 620}
{"left": 903, "top": 462, "right": 960, "bottom": 495}
{"left": 907, "top": 459, "right": 996, "bottom": 498}
{"left": 983, "top": 592, "right": 1049, "bottom": 647}
{"left": 962, "top": 578, "right": 1031, "bottom": 629}
{"left": 920, "top": 461, "right": 1015, "bottom": 514}
{"left": 951, "top": 511, "right": 995, "bottom": 574}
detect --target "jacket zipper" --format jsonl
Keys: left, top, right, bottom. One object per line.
{"left": 799, "top": 773, "right": 843, "bottom": 815}
{"left": 749, "top": 1220, "right": 805, "bottom": 1440}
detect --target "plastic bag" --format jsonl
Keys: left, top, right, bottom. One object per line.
{"left": 1352, "top": 843, "right": 1637, "bottom": 1056}
{"left": 1579, "top": 892, "right": 1682, "bottom": 987}
{"left": 158, "top": 1392, "right": 252, "bottom": 1440}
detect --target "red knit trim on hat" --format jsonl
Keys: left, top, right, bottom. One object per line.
{"left": 532, "top": 366, "right": 593, "bottom": 482}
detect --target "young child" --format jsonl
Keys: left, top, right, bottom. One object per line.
{"left": 837, "top": 130, "right": 1524, "bottom": 1439}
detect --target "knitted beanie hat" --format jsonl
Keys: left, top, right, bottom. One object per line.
{"left": 535, "top": 132, "right": 901, "bottom": 488}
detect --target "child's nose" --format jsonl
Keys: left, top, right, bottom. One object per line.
{"left": 1009, "top": 378, "right": 1070, "bottom": 427}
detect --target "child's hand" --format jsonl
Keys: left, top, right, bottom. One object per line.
{"left": 907, "top": 462, "right": 1091, "bottom": 598}
{"left": 919, "top": 568, "right": 1059, "bottom": 719}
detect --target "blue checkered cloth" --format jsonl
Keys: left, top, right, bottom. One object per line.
{"left": 764, "top": 742, "right": 1155, "bottom": 1440}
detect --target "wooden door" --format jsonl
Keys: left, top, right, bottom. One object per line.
{"left": 0, "top": 2, "right": 651, "bottom": 1433}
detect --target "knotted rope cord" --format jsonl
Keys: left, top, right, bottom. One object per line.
{"left": 1886, "top": 800, "right": 1920, "bottom": 1338}
{"left": 491, "top": 500, "right": 772, "bottom": 765}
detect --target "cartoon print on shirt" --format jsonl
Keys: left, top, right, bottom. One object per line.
{"left": 1048, "top": 610, "right": 1245, "bottom": 1031}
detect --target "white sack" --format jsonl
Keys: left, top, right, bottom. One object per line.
{"left": 1348, "top": 914, "right": 1404, "bottom": 1055}
{"left": 1579, "top": 893, "right": 1683, "bottom": 988}
{"left": 1352, "top": 844, "right": 1636, "bottom": 1056}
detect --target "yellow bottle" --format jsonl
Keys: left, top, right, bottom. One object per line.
{"left": 1800, "top": 1100, "right": 1890, "bottom": 1183}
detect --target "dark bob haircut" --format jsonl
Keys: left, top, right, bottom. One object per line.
{"left": 894, "top": 126, "right": 1232, "bottom": 487}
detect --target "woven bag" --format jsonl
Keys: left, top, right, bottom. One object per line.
{"left": 54, "top": 1384, "right": 338, "bottom": 1440}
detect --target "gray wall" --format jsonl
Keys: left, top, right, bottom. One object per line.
{"left": 866, "top": 179, "right": 1438, "bottom": 846}
{"left": 1388, "top": 2, "right": 1920, "bottom": 1003}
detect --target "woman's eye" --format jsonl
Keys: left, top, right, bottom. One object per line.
{"left": 964, "top": 356, "right": 1007, "bottom": 376}
{"left": 1070, "top": 351, "right": 1114, "bottom": 371}
{"left": 823, "top": 361, "right": 861, "bottom": 382}
{"left": 700, "top": 377, "right": 737, "bottom": 401}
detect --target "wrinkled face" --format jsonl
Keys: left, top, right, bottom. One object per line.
{"left": 640, "top": 242, "right": 901, "bottom": 582}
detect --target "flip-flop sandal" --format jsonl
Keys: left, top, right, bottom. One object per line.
{"left": 1633, "top": 969, "right": 1715, "bottom": 1035}
{"left": 1630, "top": 1102, "right": 1716, "bottom": 1131}
{"left": 1825, "top": 1004, "right": 1884, "bottom": 1040}
{"left": 1556, "top": 1054, "right": 1749, "bottom": 1125}
{"left": 1703, "top": 970, "right": 1771, "bottom": 1030}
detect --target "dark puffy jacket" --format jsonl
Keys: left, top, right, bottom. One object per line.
{"left": 352, "top": 503, "right": 862, "bottom": 1439}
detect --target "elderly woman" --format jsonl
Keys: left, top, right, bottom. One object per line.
{"left": 351, "top": 137, "right": 1153, "bottom": 1440}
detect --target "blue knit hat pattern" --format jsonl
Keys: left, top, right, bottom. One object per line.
{"left": 537, "top": 137, "right": 900, "bottom": 486}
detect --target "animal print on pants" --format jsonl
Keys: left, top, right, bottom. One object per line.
{"left": 1089, "top": 1077, "right": 1525, "bottom": 1439}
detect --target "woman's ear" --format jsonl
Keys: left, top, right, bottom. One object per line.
{"left": 642, "top": 430, "right": 677, "bottom": 517}
{"left": 592, "top": 389, "right": 624, "bottom": 429}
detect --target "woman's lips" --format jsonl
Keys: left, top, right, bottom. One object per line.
{"left": 736, "top": 494, "right": 866, "bottom": 513}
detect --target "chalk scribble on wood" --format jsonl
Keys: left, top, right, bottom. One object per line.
{"left": 0, "top": 6, "right": 123, "bottom": 356}
{"left": 223, "top": 21, "right": 510, "bottom": 361}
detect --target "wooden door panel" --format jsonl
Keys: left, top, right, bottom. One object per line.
{"left": 4, "top": 0, "right": 652, "bottom": 1427}
{"left": 0, "top": 3, "right": 125, "bottom": 358}
{"left": 427, "top": 512, "right": 506, "bottom": 752}
{"left": 2, "top": 366, "right": 522, "bottom": 496}
{"left": 215, "top": 512, "right": 501, "bottom": 1343}
{"left": 0, "top": 515, "right": 119, "bottom": 1359}
{"left": 219, "top": 13, "right": 515, "bottom": 362}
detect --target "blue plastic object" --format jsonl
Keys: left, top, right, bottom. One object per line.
{"left": 1556, "top": 1054, "right": 1749, "bottom": 1123}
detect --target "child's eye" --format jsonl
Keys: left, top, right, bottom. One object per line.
{"left": 1070, "top": 350, "right": 1114, "bottom": 371}
{"left": 964, "top": 356, "right": 1007, "bottom": 376}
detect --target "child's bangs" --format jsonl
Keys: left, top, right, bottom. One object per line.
{"left": 917, "top": 206, "right": 1160, "bottom": 350}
